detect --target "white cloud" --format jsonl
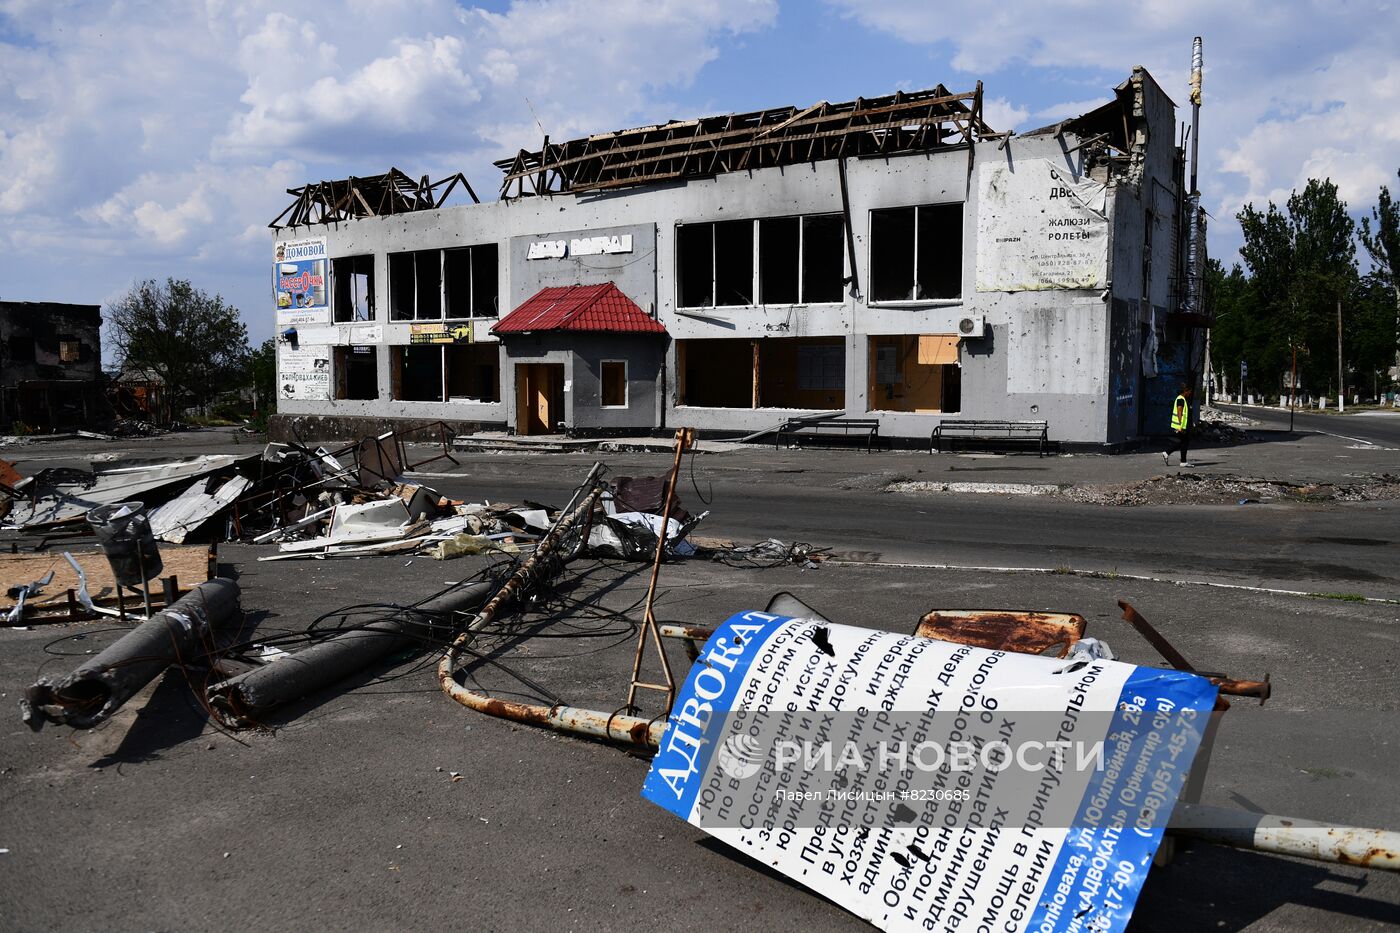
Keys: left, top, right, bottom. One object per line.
{"left": 0, "top": 0, "right": 776, "bottom": 332}
{"left": 983, "top": 97, "right": 1029, "bottom": 132}
{"left": 824, "top": 0, "right": 1400, "bottom": 260}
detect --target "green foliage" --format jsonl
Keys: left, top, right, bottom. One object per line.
{"left": 106, "top": 278, "right": 250, "bottom": 420}
{"left": 1227, "top": 178, "right": 1368, "bottom": 396}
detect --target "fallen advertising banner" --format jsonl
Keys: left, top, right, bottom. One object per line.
{"left": 642, "top": 612, "right": 1218, "bottom": 933}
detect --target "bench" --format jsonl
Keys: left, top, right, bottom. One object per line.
{"left": 931, "top": 420, "right": 1049, "bottom": 457}
{"left": 778, "top": 418, "right": 881, "bottom": 453}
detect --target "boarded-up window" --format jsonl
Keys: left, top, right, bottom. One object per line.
{"left": 333, "top": 255, "right": 374, "bottom": 322}
{"left": 868, "top": 335, "right": 960, "bottom": 413}
{"left": 871, "top": 203, "right": 962, "bottom": 302}
{"left": 600, "top": 361, "right": 627, "bottom": 407}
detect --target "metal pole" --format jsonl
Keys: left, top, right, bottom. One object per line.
{"left": 1338, "top": 294, "right": 1345, "bottom": 412}
{"left": 625, "top": 428, "right": 692, "bottom": 713}
{"left": 1290, "top": 345, "right": 1298, "bottom": 433}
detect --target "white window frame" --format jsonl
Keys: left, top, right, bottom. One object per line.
{"left": 676, "top": 214, "right": 846, "bottom": 310}
{"left": 599, "top": 359, "right": 628, "bottom": 409}
{"left": 866, "top": 203, "right": 964, "bottom": 308}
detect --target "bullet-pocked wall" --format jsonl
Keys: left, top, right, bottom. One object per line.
{"left": 273, "top": 76, "right": 1182, "bottom": 445}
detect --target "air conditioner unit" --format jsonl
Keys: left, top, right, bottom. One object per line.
{"left": 958, "top": 317, "right": 978, "bottom": 335}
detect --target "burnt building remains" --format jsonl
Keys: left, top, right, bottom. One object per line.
{"left": 0, "top": 301, "right": 103, "bottom": 433}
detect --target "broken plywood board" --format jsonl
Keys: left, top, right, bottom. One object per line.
{"left": 1, "top": 545, "right": 211, "bottom": 622}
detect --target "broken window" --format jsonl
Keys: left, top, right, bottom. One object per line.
{"left": 677, "top": 337, "right": 844, "bottom": 409}
{"left": 867, "top": 335, "right": 960, "bottom": 412}
{"left": 677, "top": 221, "right": 754, "bottom": 307}
{"left": 7, "top": 335, "right": 34, "bottom": 362}
{"left": 472, "top": 244, "right": 499, "bottom": 317}
{"left": 870, "top": 203, "right": 962, "bottom": 302}
{"left": 58, "top": 338, "right": 81, "bottom": 363}
{"left": 600, "top": 361, "right": 627, "bottom": 407}
{"left": 802, "top": 214, "right": 845, "bottom": 303}
{"left": 389, "top": 250, "right": 443, "bottom": 320}
{"left": 677, "top": 224, "right": 714, "bottom": 308}
{"left": 759, "top": 217, "right": 800, "bottom": 304}
{"left": 445, "top": 344, "right": 500, "bottom": 402}
{"left": 333, "top": 255, "right": 374, "bottom": 323}
{"left": 389, "top": 253, "right": 416, "bottom": 321}
{"left": 333, "top": 346, "right": 379, "bottom": 400}
{"left": 444, "top": 244, "right": 500, "bottom": 319}
{"left": 390, "top": 346, "right": 444, "bottom": 402}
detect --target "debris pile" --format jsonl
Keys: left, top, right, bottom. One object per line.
{"left": 1062, "top": 472, "right": 1400, "bottom": 506}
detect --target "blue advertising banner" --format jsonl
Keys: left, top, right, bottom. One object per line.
{"left": 274, "top": 236, "right": 329, "bottom": 326}
{"left": 641, "top": 613, "right": 1218, "bottom": 933}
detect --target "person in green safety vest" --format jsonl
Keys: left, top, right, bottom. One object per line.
{"left": 1162, "top": 386, "right": 1194, "bottom": 467}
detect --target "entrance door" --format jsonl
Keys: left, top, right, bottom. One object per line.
{"left": 515, "top": 363, "right": 565, "bottom": 435}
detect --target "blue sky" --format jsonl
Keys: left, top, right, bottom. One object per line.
{"left": 2, "top": 0, "right": 1396, "bottom": 347}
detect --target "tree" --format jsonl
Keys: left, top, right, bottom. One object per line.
{"left": 250, "top": 338, "right": 276, "bottom": 420}
{"left": 106, "top": 278, "right": 250, "bottom": 421}
{"left": 1237, "top": 179, "right": 1356, "bottom": 401}
{"left": 1360, "top": 168, "right": 1400, "bottom": 376}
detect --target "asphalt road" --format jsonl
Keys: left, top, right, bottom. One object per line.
{"left": 2, "top": 429, "right": 1399, "bottom": 931}
{"left": 415, "top": 449, "right": 1400, "bottom": 600}
{"left": 1226, "top": 404, "right": 1400, "bottom": 449}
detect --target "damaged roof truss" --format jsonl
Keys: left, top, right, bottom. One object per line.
{"left": 496, "top": 83, "right": 995, "bottom": 199}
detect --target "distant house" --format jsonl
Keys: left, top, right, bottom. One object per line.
{"left": 0, "top": 301, "right": 103, "bottom": 432}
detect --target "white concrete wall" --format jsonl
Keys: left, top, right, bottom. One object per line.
{"left": 274, "top": 95, "right": 1179, "bottom": 443}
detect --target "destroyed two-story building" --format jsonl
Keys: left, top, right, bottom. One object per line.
{"left": 0, "top": 301, "right": 104, "bottom": 433}
{"left": 269, "top": 65, "right": 1206, "bottom": 447}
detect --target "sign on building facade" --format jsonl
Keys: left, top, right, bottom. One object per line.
{"left": 975, "top": 161, "right": 1109, "bottom": 292}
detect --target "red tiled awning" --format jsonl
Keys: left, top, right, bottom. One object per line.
{"left": 491, "top": 283, "right": 667, "bottom": 336}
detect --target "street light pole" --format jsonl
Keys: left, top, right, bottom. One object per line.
{"left": 1290, "top": 345, "right": 1298, "bottom": 433}
{"left": 1337, "top": 295, "right": 1345, "bottom": 412}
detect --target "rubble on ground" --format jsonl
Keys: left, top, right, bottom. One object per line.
{"left": 1062, "top": 472, "right": 1400, "bottom": 506}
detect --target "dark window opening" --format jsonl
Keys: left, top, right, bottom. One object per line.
{"left": 472, "top": 243, "right": 499, "bottom": 317}
{"left": 446, "top": 344, "right": 500, "bottom": 402}
{"left": 677, "top": 223, "right": 714, "bottom": 308}
{"left": 759, "top": 217, "right": 800, "bottom": 305}
{"left": 678, "top": 339, "right": 753, "bottom": 407}
{"left": 334, "top": 346, "right": 379, "bottom": 400}
{"left": 333, "top": 255, "right": 374, "bottom": 322}
{"left": 871, "top": 204, "right": 962, "bottom": 302}
{"left": 600, "top": 361, "right": 627, "bottom": 407}
{"left": 803, "top": 214, "right": 845, "bottom": 303}
{"left": 7, "top": 335, "right": 34, "bottom": 362}
{"left": 917, "top": 204, "right": 962, "bottom": 300}
{"left": 415, "top": 250, "right": 441, "bottom": 319}
{"left": 677, "top": 337, "right": 845, "bottom": 409}
{"left": 389, "top": 252, "right": 416, "bottom": 321}
{"left": 444, "top": 248, "right": 473, "bottom": 319}
{"left": 391, "top": 346, "right": 444, "bottom": 402}
{"left": 714, "top": 219, "right": 754, "bottom": 306}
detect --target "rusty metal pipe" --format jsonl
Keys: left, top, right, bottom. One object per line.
{"left": 1170, "top": 803, "right": 1400, "bottom": 871}
{"left": 439, "top": 481, "right": 634, "bottom": 741}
